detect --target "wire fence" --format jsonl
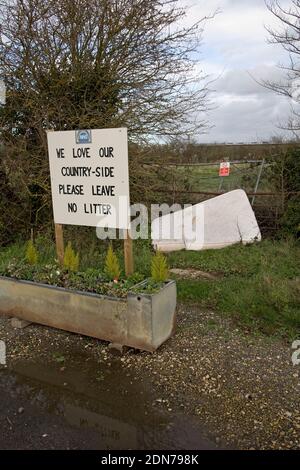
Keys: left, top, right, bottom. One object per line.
{"left": 142, "top": 159, "right": 297, "bottom": 236}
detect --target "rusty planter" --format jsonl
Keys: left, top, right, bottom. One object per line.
{"left": 0, "top": 276, "right": 176, "bottom": 352}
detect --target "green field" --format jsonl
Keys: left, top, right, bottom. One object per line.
{"left": 172, "top": 162, "right": 273, "bottom": 194}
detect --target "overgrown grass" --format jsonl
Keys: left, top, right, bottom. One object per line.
{"left": 126, "top": 237, "right": 299, "bottom": 338}
{"left": 0, "top": 236, "right": 299, "bottom": 337}
{"left": 168, "top": 239, "right": 300, "bottom": 338}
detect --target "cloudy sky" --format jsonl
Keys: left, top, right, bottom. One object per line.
{"left": 181, "top": 0, "right": 292, "bottom": 143}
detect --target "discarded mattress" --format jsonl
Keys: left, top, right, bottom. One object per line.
{"left": 151, "top": 189, "right": 261, "bottom": 252}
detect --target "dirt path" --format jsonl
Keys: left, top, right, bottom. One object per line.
{"left": 0, "top": 305, "right": 299, "bottom": 449}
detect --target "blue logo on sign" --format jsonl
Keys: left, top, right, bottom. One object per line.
{"left": 76, "top": 130, "right": 92, "bottom": 144}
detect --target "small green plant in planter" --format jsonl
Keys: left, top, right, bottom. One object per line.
{"left": 105, "top": 244, "right": 121, "bottom": 282}
{"left": 63, "top": 242, "right": 79, "bottom": 272}
{"left": 131, "top": 250, "right": 170, "bottom": 295}
{"left": 25, "top": 240, "right": 38, "bottom": 265}
{"left": 151, "top": 250, "right": 169, "bottom": 283}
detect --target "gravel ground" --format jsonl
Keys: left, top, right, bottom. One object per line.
{"left": 0, "top": 304, "right": 299, "bottom": 450}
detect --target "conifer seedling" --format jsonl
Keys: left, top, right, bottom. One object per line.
{"left": 151, "top": 251, "right": 169, "bottom": 283}
{"left": 63, "top": 242, "right": 79, "bottom": 272}
{"left": 105, "top": 244, "right": 121, "bottom": 281}
{"left": 25, "top": 240, "right": 38, "bottom": 265}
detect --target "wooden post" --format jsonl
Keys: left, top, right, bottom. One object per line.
{"left": 218, "top": 177, "right": 224, "bottom": 192}
{"left": 251, "top": 158, "right": 265, "bottom": 206}
{"left": 124, "top": 229, "right": 134, "bottom": 276}
{"left": 55, "top": 223, "right": 64, "bottom": 266}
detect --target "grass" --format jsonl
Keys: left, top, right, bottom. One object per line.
{"left": 130, "top": 237, "right": 299, "bottom": 338}
{"left": 0, "top": 236, "right": 299, "bottom": 338}
{"left": 168, "top": 239, "right": 300, "bottom": 338}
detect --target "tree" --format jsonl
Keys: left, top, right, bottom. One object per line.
{"left": 263, "top": 1, "right": 300, "bottom": 237}
{"left": 0, "top": 0, "right": 211, "bottom": 139}
{"left": 0, "top": 0, "right": 212, "bottom": 235}
{"left": 264, "top": 0, "right": 300, "bottom": 134}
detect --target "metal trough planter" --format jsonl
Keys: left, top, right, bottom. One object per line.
{"left": 0, "top": 276, "right": 176, "bottom": 352}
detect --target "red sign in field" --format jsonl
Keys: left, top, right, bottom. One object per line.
{"left": 219, "top": 161, "right": 231, "bottom": 177}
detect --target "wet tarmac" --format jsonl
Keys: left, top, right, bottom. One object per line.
{"left": 0, "top": 349, "right": 215, "bottom": 450}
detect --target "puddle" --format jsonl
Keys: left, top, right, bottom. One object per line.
{"left": 0, "top": 350, "right": 215, "bottom": 450}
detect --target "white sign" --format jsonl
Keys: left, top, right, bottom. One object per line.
{"left": 47, "top": 128, "right": 130, "bottom": 229}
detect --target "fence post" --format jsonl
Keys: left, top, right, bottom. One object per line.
{"left": 252, "top": 159, "right": 265, "bottom": 206}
